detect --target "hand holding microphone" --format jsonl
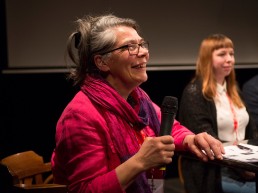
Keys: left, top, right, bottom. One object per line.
{"left": 133, "top": 96, "right": 178, "bottom": 170}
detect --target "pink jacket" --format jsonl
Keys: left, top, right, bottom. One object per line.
{"left": 51, "top": 91, "right": 193, "bottom": 193}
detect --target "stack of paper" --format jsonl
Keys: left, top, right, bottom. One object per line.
{"left": 223, "top": 143, "right": 258, "bottom": 162}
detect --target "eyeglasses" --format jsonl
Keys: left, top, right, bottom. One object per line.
{"left": 100, "top": 41, "right": 149, "bottom": 55}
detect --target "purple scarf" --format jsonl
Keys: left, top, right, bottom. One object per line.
{"left": 81, "top": 75, "right": 160, "bottom": 193}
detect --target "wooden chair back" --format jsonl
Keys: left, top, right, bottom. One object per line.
{"left": 1, "top": 150, "right": 53, "bottom": 185}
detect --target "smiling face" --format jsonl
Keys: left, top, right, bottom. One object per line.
{"left": 95, "top": 26, "right": 149, "bottom": 99}
{"left": 212, "top": 47, "right": 235, "bottom": 85}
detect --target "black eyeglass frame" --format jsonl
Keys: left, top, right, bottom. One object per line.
{"left": 99, "top": 41, "right": 149, "bottom": 56}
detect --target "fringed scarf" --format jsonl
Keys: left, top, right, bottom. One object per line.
{"left": 81, "top": 75, "right": 160, "bottom": 193}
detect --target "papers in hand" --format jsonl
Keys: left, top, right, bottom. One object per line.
{"left": 223, "top": 143, "right": 258, "bottom": 162}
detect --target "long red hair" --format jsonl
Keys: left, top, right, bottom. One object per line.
{"left": 194, "top": 34, "right": 244, "bottom": 108}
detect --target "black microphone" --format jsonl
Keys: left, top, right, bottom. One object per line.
{"left": 159, "top": 96, "right": 178, "bottom": 136}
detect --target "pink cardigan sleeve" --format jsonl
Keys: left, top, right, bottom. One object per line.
{"left": 52, "top": 92, "right": 125, "bottom": 193}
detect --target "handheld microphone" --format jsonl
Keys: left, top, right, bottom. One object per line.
{"left": 159, "top": 96, "right": 178, "bottom": 172}
{"left": 159, "top": 96, "right": 178, "bottom": 136}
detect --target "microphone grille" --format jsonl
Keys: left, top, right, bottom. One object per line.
{"left": 161, "top": 96, "right": 178, "bottom": 113}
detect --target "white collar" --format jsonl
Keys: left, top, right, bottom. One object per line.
{"left": 217, "top": 81, "right": 227, "bottom": 95}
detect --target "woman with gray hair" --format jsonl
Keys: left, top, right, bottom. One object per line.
{"left": 51, "top": 14, "right": 224, "bottom": 193}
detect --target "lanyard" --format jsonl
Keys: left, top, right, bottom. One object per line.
{"left": 133, "top": 128, "right": 165, "bottom": 192}
{"left": 227, "top": 94, "right": 239, "bottom": 143}
{"left": 133, "top": 129, "right": 146, "bottom": 146}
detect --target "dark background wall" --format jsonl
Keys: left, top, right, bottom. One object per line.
{"left": 1, "top": 68, "right": 258, "bottom": 179}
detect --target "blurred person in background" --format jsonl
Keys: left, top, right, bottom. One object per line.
{"left": 179, "top": 34, "right": 258, "bottom": 193}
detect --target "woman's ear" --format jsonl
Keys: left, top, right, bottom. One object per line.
{"left": 94, "top": 55, "right": 110, "bottom": 72}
